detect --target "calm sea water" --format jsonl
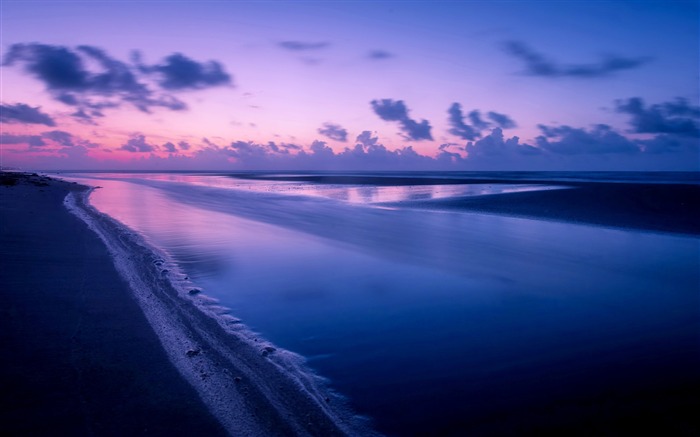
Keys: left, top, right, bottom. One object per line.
{"left": 64, "top": 172, "right": 699, "bottom": 436}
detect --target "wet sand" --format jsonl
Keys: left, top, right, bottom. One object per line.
{"left": 0, "top": 173, "right": 227, "bottom": 436}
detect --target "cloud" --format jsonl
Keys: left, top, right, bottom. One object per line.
{"left": 466, "top": 128, "right": 540, "bottom": 157}
{"left": 535, "top": 124, "right": 640, "bottom": 154}
{"left": 137, "top": 53, "right": 232, "bottom": 90}
{"left": 0, "top": 103, "right": 56, "bottom": 126}
{"left": 163, "top": 142, "right": 177, "bottom": 153}
{"left": 503, "top": 40, "right": 650, "bottom": 78}
{"left": 0, "top": 133, "right": 46, "bottom": 147}
{"left": 186, "top": 132, "right": 437, "bottom": 171}
{"left": 317, "top": 122, "right": 348, "bottom": 142}
{"left": 42, "top": 130, "right": 74, "bottom": 147}
{"left": 637, "top": 134, "right": 698, "bottom": 154}
{"left": 178, "top": 141, "right": 191, "bottom": 150}
{"left": 3, "top": 43, "right": 153, "bottom": 111}
{"left": 278, "top": 41, "right": 329, "bottom": 51}
{"left": 371, "top": 99, "right": 433, "bottom": 141}
{"left": 120, "top": 134, "right": 157, "bottom": 152}
{"left": 12, "top": 130, "right": 102, "bottom": 149}
{"left": 615, "top": 97, "right": 700, "bottom": 137}
{"left": 468, "top": 110, "right": 490, "bottom": 131}
{"left": 447, "top": 103, "right": 481, "bottom": 140}
{"left": 448, "top": 103, "right": 518, "bottom": 140}
{"left": 3, "top": 43, "right": 232, "bottom": 117}
{"left": 220, "top": 140, "right": 302, "bottom": 163}
{"left": 71, "top": 108, "right": 104, "bottom": 124}
{"left": 368, "top": 50, "right": 394, "bottom": 60}
{"left": 487, "top": 111, "right": 517, "bottom": 129}
{"left": 355, "top": 131, "right": 379, "bottom": 148}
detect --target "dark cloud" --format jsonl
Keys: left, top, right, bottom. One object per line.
{"left": 487, "top": 111, "right": 517, "bottom": 129}
{"left": 447, "top": 103, "right": 481, "bottom": 140}
{"left": 466, "top": 128, "right": 540, "bottom": 157}
{"left": 120, "top": 134, "right": 157, "bottom": 152}
{"left": 615, "top": 97, "right": 700, "bottom": 137}
{"left": 3, "top": 43, "right": 231, "bottom": 117}
{"left": 178, "top": 141, "right": 191, "bottom": 150}
{"left": 163, "top": 142, "right": 177, "bottom": 153}
{"left": 503, "top": 40, "right": 650, "bottom": 78}
{"left": 0, "top": 103, "right": 56, "bottom": 126}
{"left": 190, "top": 132, "right": 436, "bottom": 171}
{"left": 535, "top": 124, "right": 640, "bottom": 154}
{"left": 318, "top": 122, "right": 348, "bottom": 142}
{"left": 637, "top": 134, "right": 698, "bottom": 154}
{"left": 4, "top": 43, "right": 88, "bottom": 89}
{"left": 0, "top": 133, "right": 46, "bottom": 147}
{"left": 42, "top": 130, "right": 74, "bottom": 147}
{"left": 278, "top": 41, "right": 329, "bottom": 51}
{"left": 449, "top": 104, "right": 518, "bottom": 140}
{"left": 355, "top": 131, "right": 379, "bottom": 148}
{"left": 438, "top": 142, "right": 461, "bottom": 151}
{"left": 368, "top": 50, "right": 394, "bottom": 60}
{"left": 266, "top": 141, "right": 301, "bottom": 154}
{"left": 71, "top": 108, "right": 105, "bottom": 125}
{"left": 222, "top": 140, "right": 302, "bottom": 162}
{"left": 468, "top": 110, "right": 490, "bottom": 131}
{"left": 21, "top": 130, "right": 101, "bottom": 149}
{"left": 371, "top": 99, "right": 433, "bottom": 141}
{"left": 3, "top": 43, "right": 143, "bottom": 110}
{"left": 309, "top": 139, "right": 334, "bottom": 156}
{"left": 57, "top": 93, "right": 80, "bottom": 105}
{"left": 138, "top": 53, "right": 232, "bottom": 90}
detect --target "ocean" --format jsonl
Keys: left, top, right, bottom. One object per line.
{"left": 61, "top": 171, "right": 699, "bottom": 436}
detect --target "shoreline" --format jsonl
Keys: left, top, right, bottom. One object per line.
{"left": 0, "top": 173, "right": 226, "bottom": 435}
{"left": 1, "top": 172, "right": 373, "bottom": 436}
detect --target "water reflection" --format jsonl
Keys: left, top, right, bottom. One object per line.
{"left": 64, "top": 172, "right": 561, "bottom": 204}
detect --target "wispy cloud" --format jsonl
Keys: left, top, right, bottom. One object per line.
{"left": 503, "top": 40, "right": 651, "bottom": 78}
{"left": 0, "top": 133, "right": 46, "bottom": 147}
{"left": 278, "top": 41, "right": 329, "bottom": 51}
{"left": 368, "top": 50, "right": 394, "bottom": 60}
{"left": 0, "top": 103, "right": 55, "bottom": 126}
{"left": 317, "top": 122, "right": 348, "bottom": 142}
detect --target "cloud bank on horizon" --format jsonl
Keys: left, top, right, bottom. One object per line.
{"left": 0, "top": 1, "right": 698, "bottom": 171}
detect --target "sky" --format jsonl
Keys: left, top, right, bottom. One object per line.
{"left": 1, "top": 0, "right": 698, "bottom": 171}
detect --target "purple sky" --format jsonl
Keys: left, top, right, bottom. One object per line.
{"left": 1, "top": 0, "right": 698, "bottom": 170}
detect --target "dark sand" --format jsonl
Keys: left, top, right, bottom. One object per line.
{"left": 388, "top": 183, "right": 700, "bottom": 236}
{"left": 0, "top": 173, "right": 226, "bottom": 436}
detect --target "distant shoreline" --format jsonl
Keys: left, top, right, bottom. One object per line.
{"left": 382, "top": 183, "right": 700, "bottom": 236}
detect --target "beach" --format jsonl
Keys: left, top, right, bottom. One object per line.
{"left": 0, "top": 173, "right": 226, "bottom": 435}
{"left": 2, "top": 171, "right": 698, "bottom": 436}
{"left": 0, "top": 172, "right": 374, "bottom": 437}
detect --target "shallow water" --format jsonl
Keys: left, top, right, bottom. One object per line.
{"left": 64, "top": 172, "right": 699, "bottom": 436}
